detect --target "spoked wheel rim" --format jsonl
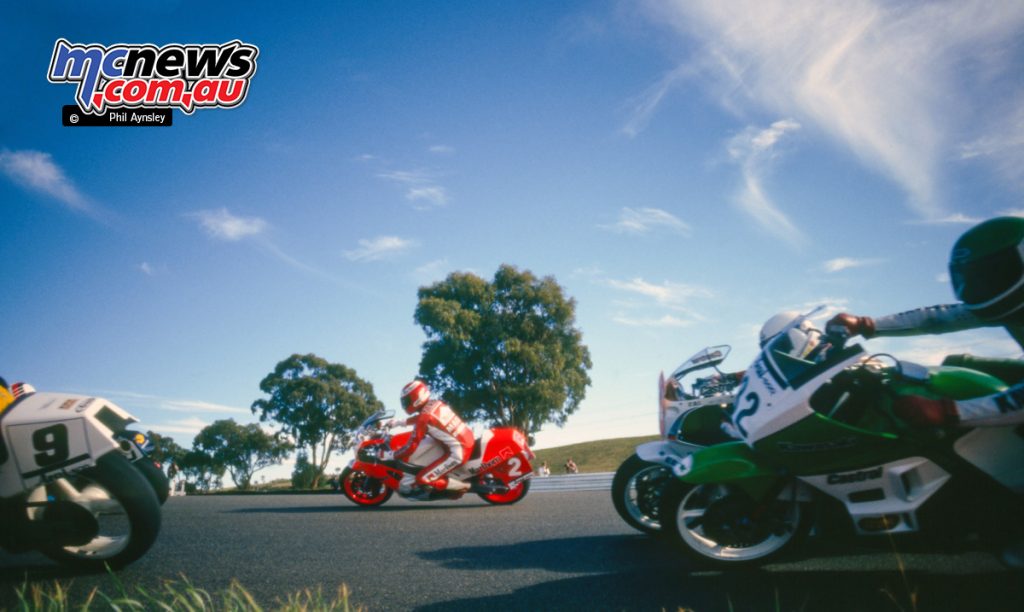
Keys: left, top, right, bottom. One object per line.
{"left": 342, "top": 470, "right": 390, "bottom": 505}
{"left": 623, "top": 465, "right": 671, "bottom": 530}
{"left": 36, "top": 477, "right": 132, "bottom": 560}
{"left": 675, "top": 483, "right": 802, "bottom": 562}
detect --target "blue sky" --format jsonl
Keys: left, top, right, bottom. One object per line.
{"left": 3, "top": 1, "right": 1023, "bottom": 482}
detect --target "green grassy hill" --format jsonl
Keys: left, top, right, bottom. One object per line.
{"left": 532, "top": 435, "right": 659, "bottom": 474}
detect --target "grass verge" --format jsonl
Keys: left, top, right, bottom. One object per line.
{"left": 14, "top": 572, "right": 359, "bottom": 612}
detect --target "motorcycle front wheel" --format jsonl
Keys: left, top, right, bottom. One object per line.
{"left": 341, "top": 468, "right": 393, "bottom": 507}
{"left": 611, "top": 454, "right": 671, "bottom": 534}
{"left": 37, "top": 451, "right": 162, "bottom": 570}
{"left": 132, "top": 457, "right": 170, "bottom": 505}
{"left": 660, "top": 479, "right": 810, "bottom": 566}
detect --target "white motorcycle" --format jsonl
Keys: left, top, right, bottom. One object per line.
{"left": 0, "top": 392, "right": 161, "bottom": 569}
{"left": 611, "top": 345, "right": 740, "bottom": 533}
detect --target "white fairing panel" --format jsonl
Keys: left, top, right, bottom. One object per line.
{"left": 800, "top": 457, "right": 950, "bottom": 535}
{"left": 732, "top": 351, "right": 865, "bottom": 445}
{"left": 0, "top": 393, "right": 131, "bottom": 498}
{"left": 955, "top": 427, "right": 1024, "bottom": 493}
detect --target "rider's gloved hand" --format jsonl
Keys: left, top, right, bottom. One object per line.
{"left": 893, "top": 395, "right": 959, "bottom": 427}
{"left": 826, "top": 313, "right": 876, "bottom": 338}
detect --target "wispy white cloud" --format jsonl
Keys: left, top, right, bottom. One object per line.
{"left": 908, "top": 213, "right": 983, "bottom": 225}
{"left": 606, "top": 277, "right": 713, "bottom": 309}
{"left": 639, "top": 0, "right": 1024, "bottom": 218}
{"left": 407, "top": 186, "right": 449, "bottom": 207}
{"left": 412, "top": 258, "right": 450, "bottom": 284}
{"left": 188, "top": 209, "right": 355, "bottom": 285}
{"left": 0, "top": 148, "right": 92, "bottom": 213}
{"left": 161, "top": 399, "right": 249, "bottom": 414}
{"left": 429, "top": 144, "right": 455, "bottom": 155}
{"left": 727, "top": 119, "right": 806, "bottom": 246}
{"left": 95, "top": 389, "right": 250, "bottom": 415}
{"left": 957, "top": 96, "right": 1024, "bottom": 189}
{"left": 999, "top": 209, "right": 1024, "bottom": 219}
{"left": 622, "top": 65, "right": 693, "bottom": 137}
{"left": 600, "top": 207, "right": 691, "bottom": 236}
{"left": 600, "top": 275, "right": 712, "bottom": 327}
{"left": 377, "top": 169, "right": 434, "bottom": 184}
{"left": 821, "top": 257, "right": 884, "bottom": 273}
{"left": 192, "top": 208, "right": 268, "bottom": 241}
{"left": 150, "top": 417, "right": 211, "bottom": 436}
{"left": 344, "top": 236, "right": 417, "bottom": 262}
{"left": 873, "top": 331, "right": 1022, "bottom": 365}
{"left": 611, "top": 314, "right": 694, "bottom": 328}
{"left": 377, "top": 169, "right": 449, "bottom": 209}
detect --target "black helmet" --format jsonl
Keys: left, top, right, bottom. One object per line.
{"left": 949, "top": 216, "right": 1024, "bottom": 322}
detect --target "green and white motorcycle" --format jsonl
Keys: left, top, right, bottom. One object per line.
{"left": 660, "top": 310, "right": 1024, "bottom": 566}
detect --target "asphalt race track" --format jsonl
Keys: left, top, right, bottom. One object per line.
{"left": 2, "top": 490, "right": 1022, "bottom": 611}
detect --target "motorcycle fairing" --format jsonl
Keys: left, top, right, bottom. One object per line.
{"left": 732, "top": 342, "right": 867, "bottom": 445}
{"left": 452, "top": 427, "right": 532, "bottom": 483}
{"left": 675, "top": 441, "right": 782, "bottom": 500}
{"left": 635, "top": 439, "right": 697, "bottom": 470}
{"left": 954, "top": 427, "right": 1024, "bottom": 493}
{"left": 0, "top": 393, "right": 130, "bottom": 497}
{"left": 799, "top": 456, "right": 951, "bottom": 535}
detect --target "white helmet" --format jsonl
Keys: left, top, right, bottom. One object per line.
{"left": 759, "top": 311, "right": 822, "bottom": 360}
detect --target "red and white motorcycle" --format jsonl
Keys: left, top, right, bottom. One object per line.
{"left": 341, "top": 409, "right": 534, "bottom": 506}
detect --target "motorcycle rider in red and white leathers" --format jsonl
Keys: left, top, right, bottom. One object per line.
{"left": 828, "top": 216, "right": 1024, "bottom": 428}
{"left": 390, "top": 380, "right": 474, "bottom": 498}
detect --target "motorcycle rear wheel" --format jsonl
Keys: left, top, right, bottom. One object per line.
{"left": 660, "top": 479, "right": 810, "bottom": 566}
{"left": 611, "top": 454, "right": 671, "bottom": 534}
{"left": 37, "top": 451, "right": 162, "bottom": 570}
{"left": 478, "top": 478, "right": 530, "bottom": 505}
{"left": 341, "top": 468, "right": 393, "bottom": 507}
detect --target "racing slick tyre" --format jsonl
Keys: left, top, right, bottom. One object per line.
{"left": 132, "top": 457, "right": 170, "bottom": 505}
{"left": 611, "top": 453, "right": 671, "bottom": 534}
{"left": 39, "top": 451, "right": 162, "bottom": 570}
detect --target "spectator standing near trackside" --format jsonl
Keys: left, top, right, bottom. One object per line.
{"left": 564, "top": 457, "right": 578, "bottom": 474}
{"left": 536, "top": 461, "right": 551, "bottom": 477}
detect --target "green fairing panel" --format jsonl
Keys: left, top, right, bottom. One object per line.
{"left": 681, "top": 441, "right": 781, "bottom": 499}
{"left": 921, "top": 366, "right": 1008, "bottom": 400}
{"left": 753, "top": 413, "right": 904, "bottom": 475}
{"left": 680, "top": 441, "right": 777, "bottom": 488}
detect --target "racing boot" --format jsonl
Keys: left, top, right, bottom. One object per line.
{"left": 444, "top": 477, "right": 471, "bottom": 492}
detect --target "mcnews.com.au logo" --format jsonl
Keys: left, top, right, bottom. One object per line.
{"left": 48, "top": 39, "right": 259, "bottom": 127}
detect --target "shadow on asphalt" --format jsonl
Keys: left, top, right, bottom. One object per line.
{"left": 415, "top": 535, "right": 1023, "bottom": 612}
{"left": 413, "top": 568, "right": 1024, "bottom": 612}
